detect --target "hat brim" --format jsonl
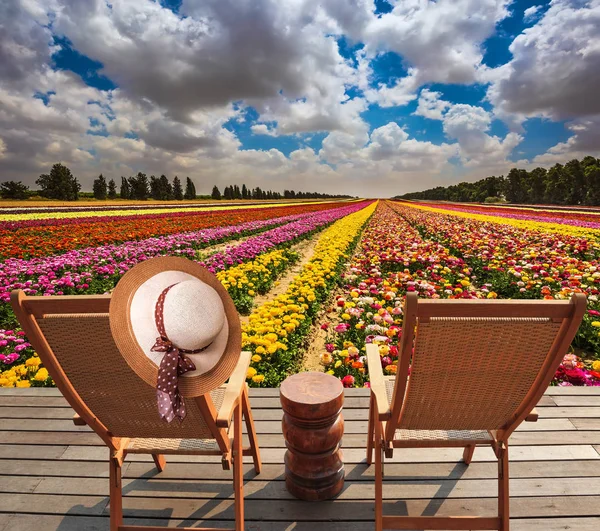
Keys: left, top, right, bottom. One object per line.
{"left": 109, "top": 256, "right": 241, "bottom": 397}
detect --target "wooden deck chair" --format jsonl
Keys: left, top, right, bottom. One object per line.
{"left": 365, "top": 292, "right": 586, "bottom": 531}
{"left": 11, "top": 289, "right": 261, "bottom": 531}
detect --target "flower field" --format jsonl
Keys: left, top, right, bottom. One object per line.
{"left": 321, "top": 200, "right": 600, "bottom": 388}
{"left": 0, "top": 199, "right": 371, "bottom": 386}
{"left": 2, "top": 197, "right": 600, "bottom": 389}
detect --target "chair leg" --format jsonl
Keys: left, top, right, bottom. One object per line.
{"left": 234, "top": 400, "right": 245, "bottom": 531}
{"left": 109, "top": 456, "right": 123, "bottom": 531}
{"left": 498, "top": 442, "right": 510, "bottom": 531}
{"left": 242, "top": 385, "right": 262, "bottom": 474}
{"left": 152, "top": 453, "right": 166, "bottom": 472}
{"left": 366, "top": 394, "right": 375, "bottom": 466}
{"left": 374, "top": 414, "right": 383, "bottom": 531}
{"left": 463, "top": 444, "right": 475, "bottom": 465}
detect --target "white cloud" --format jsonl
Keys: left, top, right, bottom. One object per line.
{"left": 442, "top": 103, "right": 523, "bottom": 169}
{"left": 523, "top": 5, "right": 542, "bottom": 22}
{"left": 363, "top": 0, "right": 512, "bottom": 85}
{"left": 251, "top": 124, "right": 278, "bottom": 137}
{"left": 487, "top": 0, "right": 600, "bottom": 125}
{"left": 414, "top": 89, "right": 451, "bottom": 120}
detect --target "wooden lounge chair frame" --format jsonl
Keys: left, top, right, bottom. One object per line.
{"left": 11, "top": 291, "right": 261, "bottom": 531}
{"left": 366, "top": 292, "right": 586, "bottom": 531}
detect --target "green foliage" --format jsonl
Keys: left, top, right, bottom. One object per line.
{"left": 397, "top": 155, "right": 600, "bottom": 205}
{"left": 172, "top": 176, "right": 183, "bottom": 200}
{"left": 0, "top": 180, "right": 29, "bottom": 200}
{"left": 107, "top": 178, "right": 117, "bottom": 199}
{"left": 184, "top": 177, "right": 196, "bottom": 199}
{"left": 36, "top": 163, "right": 80, "bottom": 201}
{"left": 211, "top": 185, "right": 221, "bottom": 200}
{"left": 128, "top": 172, "right": 150, "bottom": 200}
{"left": 92, "top": 174, "right": 107, "bottom": 200}
{"left": 119, "top": 176, "right": 130, "bottom": 199}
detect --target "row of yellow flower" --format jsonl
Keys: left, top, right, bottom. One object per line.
{"left": 0, "top": 355, "right": 52, "bottom": 388}
{"left": 0, "top": 200, "right": 335, "bottom": 222}
{"left": 242, "top": 201, "right": 378, "bottom": 387}
{"left": 407, "top": 202, "right": 600, "bottom": 240}
{"left": 216, "top": 248, "right": 298, "bottom": 314}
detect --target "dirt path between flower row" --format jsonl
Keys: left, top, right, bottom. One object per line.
{"left": 301, "top": 228, "right": 370, "bottom": 372}
{"left": 240, "top": 234, "right": 321, "bottom": 326}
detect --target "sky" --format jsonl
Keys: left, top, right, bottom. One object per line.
{"left": 0, "top": 0, "right": 599, "bottom": 197}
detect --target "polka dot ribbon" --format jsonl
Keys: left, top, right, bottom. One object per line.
{"left": 151, "top": 283, "right": 210, "bottom": 423}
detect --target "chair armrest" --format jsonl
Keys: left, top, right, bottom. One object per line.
{"left": 366, "top": 343, "right": 391, "bottom": 420}
{"left": 216, "top": 351, "right": 252, "bottom": 428}
{"left": 525, "top": 407, "right": 538, "bottom": 422}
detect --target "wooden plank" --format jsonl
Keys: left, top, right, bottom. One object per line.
{"left": 8, "top": 429, "right": 600, "bottom": 449}
{"left": 572, "top": 419, "right": 600, "bottom": 430}
{"left": 511, "top": 431, "right": 600, "bottom": 446}
{"left": 4, "top": 459, "right": 600, "bottom": 483}
{"left": 54, "top": 444, "right": 600, "bottom": 464}
{"left": 2, "top": 492, "right": 600, "bottom": 520}
{"left": 0, "top": 460, "right": 126, "bottom": 478}
{"left": 552, "top": 396, "right": 600, "bottom": 406}
{"left": 535, "top": 407, "right": 600, "bottom": 418}
{"left": 4, "top": 515, "right": 600, "bottom": 531}
{"left": 22, "top": 475, "right": 600, "bottom": 500}
{"left": 544, "top": 387, "right": 600, "bottom": 395}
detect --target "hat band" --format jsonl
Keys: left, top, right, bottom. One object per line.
{"left": 151, "top": 283, "right": 210, "bottom": 423}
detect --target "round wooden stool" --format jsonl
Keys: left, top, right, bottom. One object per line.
{"left": 280, "top": 371, "right": 344, "bottom": 501}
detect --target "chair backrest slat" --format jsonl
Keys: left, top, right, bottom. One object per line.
{"left": 386, "top": 293, "right": 586, "bottom": 438}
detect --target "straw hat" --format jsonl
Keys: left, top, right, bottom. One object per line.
{"left": 109, "top": 256, "right": 241, "bottom": 398}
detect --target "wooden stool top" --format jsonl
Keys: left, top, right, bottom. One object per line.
{"left": 280, "top": 372, "right": 343, "bottom": 420}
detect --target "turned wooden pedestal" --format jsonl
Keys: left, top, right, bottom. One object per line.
{"left": 280, "top": 372, "right": 344, "bottom": 501}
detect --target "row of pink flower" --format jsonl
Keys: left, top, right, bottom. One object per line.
{"left": 0, "top": 202, "right": 369, "bottom": 304}
{"left": 0, "top": 330, "right": 31, "bottom": 366}
{"left": 0, "top": 210, "right": 313, "bottom": 303}
{"left": 199, "top": 201, "right": 370, "bottom": 273}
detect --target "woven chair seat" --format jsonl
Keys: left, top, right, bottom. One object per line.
{"left": 127, "top": 436, "right": 223, "bottom": 454}
{"left": 384, "top": 377, "right": 492, "bottom": 443}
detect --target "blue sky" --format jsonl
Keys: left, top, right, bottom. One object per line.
{"left": 49, "top": 0, "right": 568, "bottom": 162}
{"left": 1, "top": 0, "right": 597, "bottom": 195}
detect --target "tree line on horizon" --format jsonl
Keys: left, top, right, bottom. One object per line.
{"left": 1, "top": 163, "right": 354, "bottom": 201}
{"left": 396, "top": 155, "right": 600, "bottom": 205}
{"left": 210, "top": 184, "right": 352, "bottom": 201}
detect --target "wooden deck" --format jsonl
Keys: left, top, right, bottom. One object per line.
{"left": 1, "top": 387, "right": 600, "bottom": 530}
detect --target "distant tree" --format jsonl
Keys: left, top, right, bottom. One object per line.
{"left": 128, "top": 172, "right": 149, "bottom": 200}
{"left": 211, "top": 185, "right": 222, "bottom": 200}
{"left": 120, "top": 176, "right": 131, "bottom": 199}
{"left": 233, "top": 184, "right": 242, "bottom": 199}
{"left": 565, "top": 159, "right": 586, "bottom": 205}
{"left": 36, "top": 163, "right": 80, "bottom": 201}
{"left": 107, "top": 178, "right": 117, "bottom": 199}
{"left": 503, "top": 169, "right": 529, "bottom": 203}
{"left": 92, "top": 174, "right": 107, "bottom": 200}
{"left": 544, "top": 164, "right": 569, "bottom": 204}
{"left": 172, "top": 176, "right": 183, "bottom": 200}
{"left": 150, "top": 175, "right": 160, "bottom": 200}
{"left": 527, "top": 168, "right": 547, "bottom": 204}
{"left": 0, "top": 180, "right": 29, "bottom": 200}
{"left": 241, "top": 184, "right": 248, "bottom": 199}
{"left": 585, "top": 164, "right": 600, "bottom": 206}
{"left": 184, "top": 177, "right": 196, "bottom": 200}
{"left": 159, "top": 175, "right": 173, "bottom": 200}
